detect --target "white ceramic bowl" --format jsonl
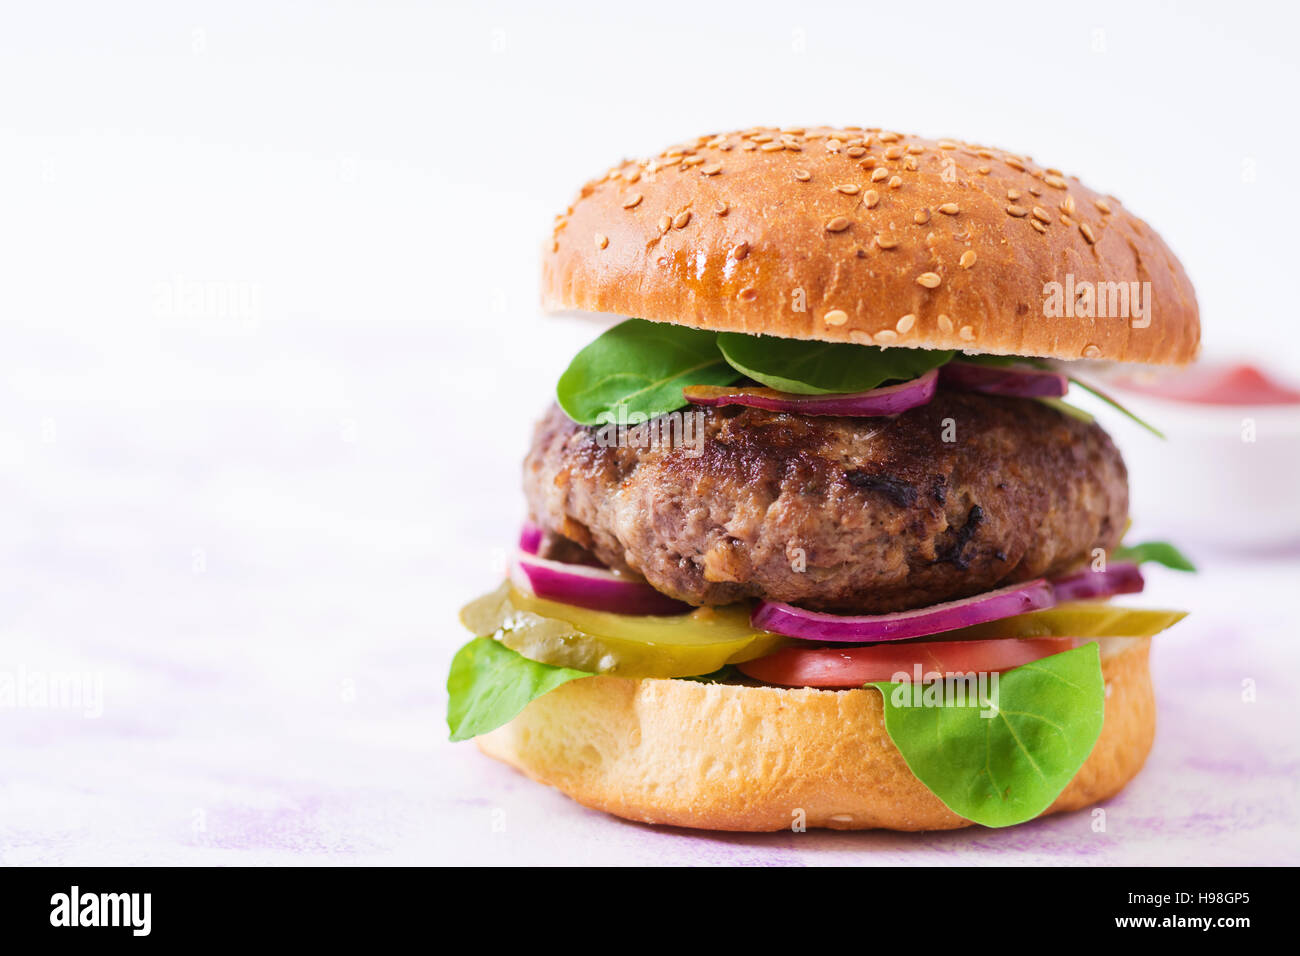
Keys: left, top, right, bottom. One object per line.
{"left": 1075, "top": 383, "right": 1300, "bottom": 553}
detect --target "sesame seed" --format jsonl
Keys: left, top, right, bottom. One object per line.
{"left": 622, "top": 193, "right": 643, "bottom": 209}
{"left": 874, "top": 329, "right": 899, "bottom": 344}
{"left": 1031, "top": 206, "right": 1051, "bottom": 223}
{"left": 1044, "top": 174, "right": 1068, "bottom": 190}
{"left": 870, "top": 167, "right": 889, "bottom": 182}
{"left": 937, "top": 140, "right": 958, "bottom": 150}
{"left": 1095, "top": 198, "right": 1112, "bottom": 214}
{"left": 875, "top": 235, "right": 899, "bottom": 250}
{"left": 884, "top": 145, "right": 904, "bottom": 160}
{"left": 714, "top": 200, "right": 729, "bottom": 216}
{"left": 836, "top": 184, "right": 861, "bottom": 195}
{"left": 849, "top": 331, "right": 873, "bottom": 345}
{"left": 1006, "top": 204, "right": 1029, "bottom": 217}
{"left": 700, "top": 162, "right": 723, "bottom": 176}
{"left": 1062, "top": 195, "right": 1077, "bottom": 216}
{"left": 673, "top": 210, "right": 692, "bottom": 229}
{"left": 595, "top": 234, "right": 608, "bottom": 250}
{"left": 896, "top": 314, "right": 917, "bottom": 333}
{"left": 846, "top": 145, "right": 867, "bottom": 158}
{"left": 1079, "top": 221, "right": 1097, "bottom": 244}
{"left": 826, "top": 138, "right": 842, "bottom": 152}
{"left": 760, "top": 141, "right": 784, "bottom": 152}
{"left": 1007, "top": 189, "right": 1022, "bottom": 201}
{"left": 731, "top": 241, "right": 749, "bottom": 260}
{"left": 823, "top": 309, "right": 848, "bottom": 326}
{"left": 959, "top": 250, "right": 977, "bottom": 269}
{"left": 863, "top": 189, "right": 881, "bottom": 208}
{"left": 888, "top": 175, "right": 902, "bottom": 189}
{"left": 1004, "top": 156, "right": 1025, "bottom": 171}
{"left": 658, "top": 214, "right": 672, "bottom": 232}
{"left": 878, "top": 132, "right": 901, "bottom": 143}
{"left": 682, "top": 155, "right": 705, "bottom": 167}
{"left": 914, "top": 208, "right": 931, "bottom": 225}
{"left": 959, "top": 325, "right": 975, "bottom": 341}
{"left": 903, "top": 156, "right": 919, "bottom": 171}
{"left": 916, "top": 272, "right": 942, "bottom": 289}
{"left": 794, "top": 168, "right": 811, "bottom": 182}
{"left": 1083, "top": 344, "right": 1102, "bottom": 358}
{"left": 937, "top": 314, "right": 954, "bottom": 334}
{"left": 938, "top": 203, "right": 960, "bottom": 215}
{"left": 1030, "top": 219, "right": 1048, "bottom": 233}
{"left": 825, "top": 216, "right": 852, "bottom": 233}
{"left": 906, "top": 144, "right": 924, "bottom": 155}
{"left": 977, "top": 166, "right": 991, "bottom": 175}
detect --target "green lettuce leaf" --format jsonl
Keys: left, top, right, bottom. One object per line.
{"left": 868, "top": 643, "right": 1105, "bottom": 828}
{"left": 717, "top": 332, "right": 953, "bottom": 395}
{"left": 556, "top": 319, "right": 740, "bottom": 425}
{"left": 1067, "top": 376, "right": 1166, "bottom": 439}
{"left": 1112, "top": 540, "right": 1197, "bottom": 572}
{"left": 447, "top": 637, "right": 591, "bottom": 742}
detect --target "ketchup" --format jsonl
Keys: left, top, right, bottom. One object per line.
{"left": 1117, "top": 363, "right": 1300, "bottom": 406}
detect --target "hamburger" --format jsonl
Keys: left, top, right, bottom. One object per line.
{"left": 447, "top": 125, "right": 1198, "bottom": 832}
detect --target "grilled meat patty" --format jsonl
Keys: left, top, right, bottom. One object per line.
{"left": 524, "top": 391, "right": 1128, "bottom": 613}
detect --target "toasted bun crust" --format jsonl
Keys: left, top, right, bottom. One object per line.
{"left": 478, "top": 638, "right": 1155, "bottom": 831}
{"left": 543, "top": 127, "right": 1198, "bottom": 365}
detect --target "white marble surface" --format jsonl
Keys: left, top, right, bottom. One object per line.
{"left": 2, "top": 1, "right": 1298, "bottom": 865}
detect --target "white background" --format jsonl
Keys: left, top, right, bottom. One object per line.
{"left": 2, "top": 1, "right": 1298, "bottom": 865}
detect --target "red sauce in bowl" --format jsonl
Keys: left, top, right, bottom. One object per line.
{"left": 1117, "top": 363, "right": 1300, "bottom": 406}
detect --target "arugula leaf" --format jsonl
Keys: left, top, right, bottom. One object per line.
{"left": 868, "top": 644, "right": 1105, "bottom": 828}
{"left": 1036, "top": 397, "right": 1095, "bottom": 424}
{"left": 1066, "top": 376, "right": 1165, "bottom": 439}
{"left": 556, "top": 319, "right": 740, "bottom": 426}
{"left": 1112, "top": 540, "right": 1197, "bottom": 572}
{"left": 958, "top": 354, "right": 1166, "bottom": 439}
{"left": 447, "top": 637, "right": 591, "bottom": 742}
{"left": 717, "top": 333, "right": 954, "bottom": 395}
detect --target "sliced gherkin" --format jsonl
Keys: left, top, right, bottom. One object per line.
{"left": 459, "top": 583, "right": 788, "bottom": 679}
{"left": 932, "top": 602, "right": 1187, "bottom": 642}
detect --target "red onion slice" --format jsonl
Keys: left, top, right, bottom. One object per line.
{"left": 684, "top": 368, "right": 938, "bottom": 417}
{"left": 518, "top": 521, "right": 544, "bottom": 555}
{"left": 939, "top": 361, "right": 1069, "bottom": 398}
{"left": 1050, "top": 562, "right": 1144, "bottom": 602}
{"left": 509, "top": 550, "right": 692, "bottom": 616}
{"left": 751, "top": 579, "right": 1055, "bottom": 643}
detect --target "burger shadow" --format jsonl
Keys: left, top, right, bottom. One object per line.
{"left": 606, "top": 814, "right": 1006, "bottom": 861}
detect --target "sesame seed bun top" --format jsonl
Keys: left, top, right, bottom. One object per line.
{"left": 542, "top": 126, "right": 1200, "bottom": 365}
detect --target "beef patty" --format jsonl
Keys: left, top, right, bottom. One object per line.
{"left": 523, "top": 391, "right": 1128, "bottom": 613}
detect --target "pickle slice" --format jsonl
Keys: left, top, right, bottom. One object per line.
{"left": 459, "top": 583, "right": 787, "bottom": 678}
{"left": 931, "top": 602, "right": 1187, "bottom": 642}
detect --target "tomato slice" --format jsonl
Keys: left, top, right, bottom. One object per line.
{"left": 736, "top": 637, "right": 1081, "bottom": 688}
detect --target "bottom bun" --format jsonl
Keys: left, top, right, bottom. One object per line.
{"left": 477, "top": 638, "right": 1156, "bottom": 832}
